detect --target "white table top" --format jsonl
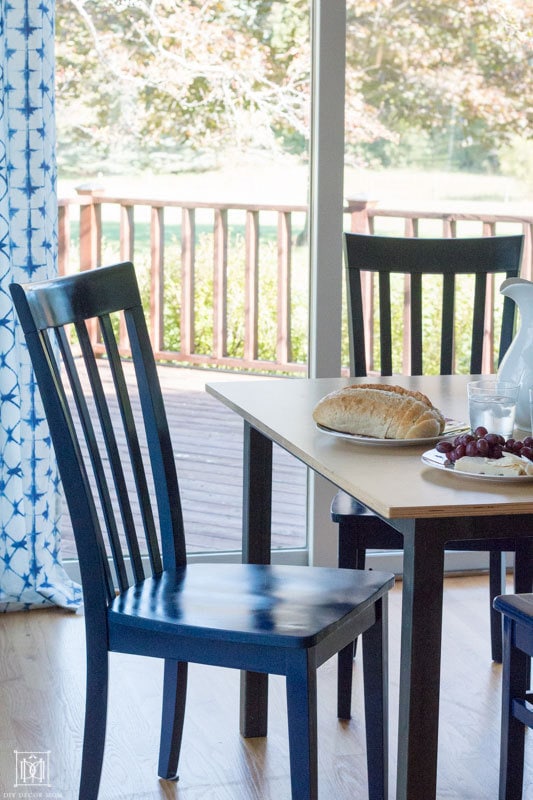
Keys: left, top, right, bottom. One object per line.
{"left": 207, "top": 374, "right": 533, "bottom": 520}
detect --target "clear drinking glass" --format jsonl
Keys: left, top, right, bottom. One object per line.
{"left": 529, "top": 388, "right": 533, "bottom": 434}
{"left": 467, "top": 379, "right": 520, "bottom": 438}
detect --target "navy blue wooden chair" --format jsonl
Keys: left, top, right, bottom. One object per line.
{"left": 334, "top": 232, "right": 526, "bottom": 719}
{"left": 10, "top": 262, "right": 394, "bottom": 800}
{"left": 493, "top": 592, "right": 533, "bottom": 800}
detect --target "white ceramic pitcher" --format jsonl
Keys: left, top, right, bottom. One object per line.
{"left": 497, "top": 277, "right": 533, "bottom": 430}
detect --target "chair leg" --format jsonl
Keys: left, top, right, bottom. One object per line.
{"left": 337, "top": 524, "right": 367, "bottom": 717}
{"left": 489, "top": 551, "right": 506, "bottom": 663}
{"left": 286, "top": 654, "right": 318, "bottom": 800}
{"left": 350, "top": 546, "right": 366, "bottom": 659}
{"left": 361, "top": 596, "right": 388, "bottom": 800}
{"left": 499, "top": 617, "right": 528, "bottom": 800}
{"left": 338, "top": 524, "right": 367, "bottom": 574}
{"left": 158, "top": 659, "right": 189, "bottom": 780}
{"left": 337, "top": 641, "right": 355, "bottom": 720}
{"left": 513, "top": 541, "right": 533, "bottom": 690}
{"left": 79, "top": 643, "right": 109, "bottom": 800}
{"left": 513, "top": 539, "right": 533, "bottom": 598}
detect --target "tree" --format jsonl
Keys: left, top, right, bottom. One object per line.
{"left": 55, "top": 0, "right": 310, "bottom": 173}
{"left": 345, "top": 0, "right": 532, "bottom": 169}
{"left": 55, "top": 0, "right": 532, "bottom": 174}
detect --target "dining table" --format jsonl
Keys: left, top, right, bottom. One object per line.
{"left": 205, "top": 373, "right": 533, "bottom": 800}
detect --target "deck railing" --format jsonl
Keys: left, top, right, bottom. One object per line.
{"left": 58, "top": 187, "right": 533, "bottom": 375}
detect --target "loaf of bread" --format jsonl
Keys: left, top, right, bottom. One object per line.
{"left": 313, "top": 383, "right": 445, "bottom": 439}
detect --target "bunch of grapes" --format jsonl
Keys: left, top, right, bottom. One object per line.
{"left": 436, "top": 427, "right": 533, "bottom": 464}
{"left": 502, "top": 436, "right": 533, "bottom": 461}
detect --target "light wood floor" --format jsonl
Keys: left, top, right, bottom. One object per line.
{"left": 0, "top": 574, "right": 531, "bottom": 800}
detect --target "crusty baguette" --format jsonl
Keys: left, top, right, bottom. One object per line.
{"left": 313, "top": 384, "right": 445, "bottom": 439}
{"left": 352, "top": 382, "right": 434, "bottom": 407}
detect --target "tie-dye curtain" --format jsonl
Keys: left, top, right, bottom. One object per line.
{"left": 0, "top": 0, "right": 81, "bottom": 610}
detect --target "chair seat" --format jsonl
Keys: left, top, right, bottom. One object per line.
{"left": 494, "top": 592, "right": 533, "bottom": 625}
{"left": 109, "top": 563, "right": 395, "bottom": 651}
{"left": 331, "top": 491, "right": 377, "bottom": 520}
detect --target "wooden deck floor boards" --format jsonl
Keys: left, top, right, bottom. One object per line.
{"left": 59, "top": 365, "right": 307, "bottom": 560}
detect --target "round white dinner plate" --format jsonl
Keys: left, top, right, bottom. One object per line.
{"left": 421, "top": 448, "right": 533, "bottom": 483}
{"left": 315, "top": 419, "right": 468, "bottom": 448}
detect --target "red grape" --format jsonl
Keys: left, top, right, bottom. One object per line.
{"left": 465, "top": 441, "right": 478, "bottom": 456}
{"left": 454, "top": 444, "right": 466, "bottom": 459}
{"left": 438, "top": 428, "right": 533, "bottom": 465}
{"left": 476, "top": 438, "right": 490, "bottom": 456}
{"left": 436, "top": 440, "right": 454, "bottom": 453}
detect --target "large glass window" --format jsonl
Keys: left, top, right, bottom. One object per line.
{"left": 344, "top": 1, "right": 531, "bottom": 215}
{"left": 55, "top": 0, "right": 311, "bottom": 561}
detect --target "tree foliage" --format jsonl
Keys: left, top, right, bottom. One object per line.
{"left": 345, "top": 0, "right": 532, "bottom": 169}
{"left": 55, "top": 0, "right": 310, "bottom": 172}
{"left": 55, "top": 0, "right": 532, "bottom": 174}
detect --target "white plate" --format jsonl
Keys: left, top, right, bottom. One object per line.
{"left": 421, "top": 448, "right": 533, "bottom": 483}
{"left": 315, "top": 419, "right": 469, "bottom": 447}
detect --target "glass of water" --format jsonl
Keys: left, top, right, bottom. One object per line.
{"left": 529, "top": 388, "right": 533, "bottom": 433}
{"left": 467, "top": 379, "right": 520, "bottom": 438}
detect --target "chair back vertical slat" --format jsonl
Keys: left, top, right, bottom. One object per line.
{"left": 402, "top": 275, "right": 410, "bottom": 375}
{"left": 98, "top": 314, "right": 164, "bottom": 577}
{"left": 346, "top": 266, "right": 367, "bottom": 377}
{"left": 440, "top": 273, "right": 456, "bottom": 375}
{"left": 56, "top": 325, "right": 131, "bottom": 593}
{"left": 125, "top": 304, "right": 187, "bottom": 568}
{"left": 409, "top": 273, "right": 423, "bottom": 375}
{"left": 378, "top": 272, "right": 392, "bottom": 375}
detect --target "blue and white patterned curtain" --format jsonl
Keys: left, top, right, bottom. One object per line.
{"left": 0, "top": 0, "right": 81, "bottom": 610}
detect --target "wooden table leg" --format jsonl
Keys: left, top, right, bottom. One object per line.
{"left": 239, "top": 422, "right": 273, "bottom": 738}
{"left": 396, "top": 522, "right": 446, "bottom": 800}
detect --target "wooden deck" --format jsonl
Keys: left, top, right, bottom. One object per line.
{"left": 59, "top": 365, "right": 307, "bottom": 560}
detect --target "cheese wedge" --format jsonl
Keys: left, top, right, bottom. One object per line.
{"left": 454, "top": 453, "right": 533, "bottom": 476}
